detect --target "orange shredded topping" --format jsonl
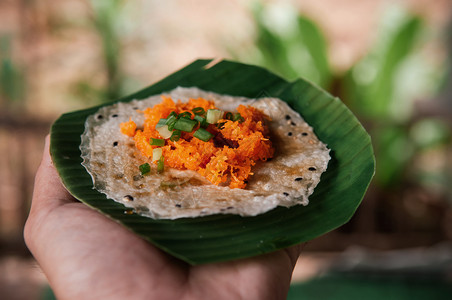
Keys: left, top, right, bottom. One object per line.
{"left": 120, "top": 118, "right": 137, "bottom": 137}
{"left": 120, "top": 96, "right": 274, "bottom": 188}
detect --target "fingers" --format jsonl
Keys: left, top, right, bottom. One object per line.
{"left": 283, "top": 244, "right": 303, "bottom": 267}
{"left": 25, "top": 135, "right": 77, "bottom": 249}
{"left": 31, "top": 135, "right": 76, "bottom": 213}
{"left": 188, "top": 246, "right": 300, "bottom": 300}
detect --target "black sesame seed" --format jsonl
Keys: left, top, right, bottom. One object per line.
{"left": 112, "top": 114, "right": 118, "bottom": 118}
{"left": 302, "top": 132, "right": 308, "bottom": 136}
{"left": 288, "top": 132, "right": 293, "bottom": 136}
{"left": 294, "top": 177, "right": 303, "bottom": 181}
{"left": 113, "top": 141, "right": 118, "bottom": 147}
{"left": 114, "top": 173, "right": 124, "bottom": 179}
{"left": 285, "top": 115, "right": 291, "bottom": 120}
{"left": 97, "top": 114, "right": 103, "bottom": 120}
{"left": 283, "top": 192, "right": 289, "bottom": 196}
{"left": 291, "top": 121, "right": 296, "bottom": 126}
{"left": 133, "top": 107, "right": 139, "bottom": 110}
{"left": 308, "top": 167, "right": 316, "bottom": 171}
{"left": 123, "top": 195, "right": 134, "bottom": 201}
{"left": 227, "top": 206, "right": 234, "bottom": 209}
{"left": 175, "top": 204, "right": 182, "bottom": 208}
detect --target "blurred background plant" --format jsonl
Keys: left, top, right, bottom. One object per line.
{"left": 72, "top": 0, "right": 127, "bottom": 104}
{"left": 0, "top": 0, "right": 451, "bottom": 299}
{"left": 0, "top": 35, "right": 26, "bottom": 110}
{"left": 234, "top": 2, "right": 451, "bottom": 193}
{"left": 67, "top": 0, "right": 128, "bottom": 105}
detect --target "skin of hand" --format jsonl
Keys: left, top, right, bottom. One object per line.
{"left": 24, "top": 136, "right": 302, "bottom": 300}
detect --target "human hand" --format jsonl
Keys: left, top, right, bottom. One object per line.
{"left": 24, "top": 136, "right": 302, "bottom": 300}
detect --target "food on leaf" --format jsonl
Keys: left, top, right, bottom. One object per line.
{"left": 80, "top": 87, "right": 330, "bottom": 219}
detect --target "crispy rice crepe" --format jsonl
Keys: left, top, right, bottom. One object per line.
{"left": 80, "top": 87, "right": 330, "bottom": 219}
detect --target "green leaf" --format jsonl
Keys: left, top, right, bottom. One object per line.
{"left": 50, "top": 59, "right": 375, "bottom": 265}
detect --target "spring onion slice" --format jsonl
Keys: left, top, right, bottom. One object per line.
{"left": 139, "top": 163, "right": 151, "bottom": 175}
{"left": 152, "top": 147, "right": 162, "bottom": 162}
{"left": 170, "top": 130, "right": 181, "bottom": 142}
{"left": 156, "top": 125, "right": 172, "bottom": 139}
{"left": 206, "top": 109, "right": 223, "bottom": 124}
{"left": 178, "top": 111, "right": 192, "bottom": 119}
{"left": 165, "top": 115, "right": 178, "bottom": 131}
{"left": 194, "top": 128, "right": 214, "bottom": 142}
{"left": 157, "top": 156, "right": 164, "bottom": 173}
{"left": 233, "top": 113, "right": 244, "bottom": 122}
{"left": 192, "top": 107, "right": 205, "bottom": 115}
{"left": 194, "top": 115, "right": 208, "bottom": 128}
{"left": 150, "top": 138, "right": 165, "bottom": 146}
{"left": 174, "top": 117, "right": 197, "bottom": 132}
{"left": 156, "top": 118, "right": 167, "bottom": 128}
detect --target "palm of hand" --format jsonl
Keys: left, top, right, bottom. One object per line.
{"left": 24, "top": 137, "right": 301, "bottom": 300}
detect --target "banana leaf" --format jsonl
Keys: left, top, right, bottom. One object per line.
{"left": 50, "top": 59, "right": 375, "bottom": 265}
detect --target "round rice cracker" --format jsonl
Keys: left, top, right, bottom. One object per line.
{"left": 80, "top": 87, "right": 330, "bottom": 219}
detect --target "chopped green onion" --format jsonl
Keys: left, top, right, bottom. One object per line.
{"left": 174, "top": 117, "right": 197, "bottom": 132}
{"left": 150, "top": 138, "right": 165, "bottom": 146}
{"left": 178, "top": 111, "right": 192, "bottom": 119}
{"left": 216, "top": 121, "right": 226, "bottom": 129}
{"left": 193, "top": 128, "right": 214, "bottom": 142}
{"left": 156, "top": 125, "right": 172, "bottom": 139}
{"left": 157, "top": 156, "right": 164, "bottom": 173}
{"left": 192, "top": 107, "right": 205, "bottom": 115}
{"left": 233, "top": 113, "right": 244, "bottom": 122}
{"left": 169, "top": 111, "right": 178, "bottom": 117}
{"left": 165, "top": 115, "right": 178, "bottom": 130}
{"left": 170, "top": 129, "right": 181, "bottom": 141}
{"left": 225, "top": 112, "right": 233, "bottom": 120}
{"left": 152, "top": 147, "right": 162, "bottom": 162}
{"left": 156, "top": 118, "right": 167, "bottom": 128}
{"left": 139, "top": 163, "right": 151, "bottom": 175}
{"left": 194, "top": 115, "right": 208, "bottom": 128}
{"left": 206, "top": 109, "right": 223, "bottom": 124}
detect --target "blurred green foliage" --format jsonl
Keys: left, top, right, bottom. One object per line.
{"left": 73, "top": 0, "right": 127, "bottom": 104}
{"left": 0, "top": 35, "right": 26, "bottom": 107}
{"left": 91, "top": 0, "right": 124, "bottom": 101}
{"left": 250, "top": 3, "right": 331, "bottom": 87}
{"left": 347, "top": 16, "right": 423, "bottom": 119}
{"left": 236, "top": 3, "right": 451, "bottom": 191}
